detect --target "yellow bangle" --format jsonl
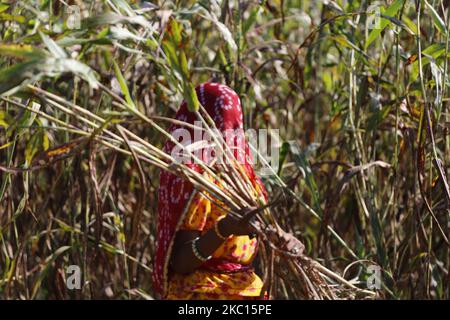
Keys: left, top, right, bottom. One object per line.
{"left": 214, "top": 216, "right": 229, "bottom": 241}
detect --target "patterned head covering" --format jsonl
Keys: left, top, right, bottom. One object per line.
{"left": 152, "top": 83, "right": 266, "bottom": 297}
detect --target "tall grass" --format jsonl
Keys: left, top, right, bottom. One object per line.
{"left": 0, "top": 0, "right": 449, "bottom": 299}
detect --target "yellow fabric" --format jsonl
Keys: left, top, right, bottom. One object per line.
{"left": 166, "top": 190, "right": 264, "bottom": 300}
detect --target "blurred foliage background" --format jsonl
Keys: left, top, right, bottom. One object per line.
{"left": 0, "top": 0, "right": 449, "bottom": 299}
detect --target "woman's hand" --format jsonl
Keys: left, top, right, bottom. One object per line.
{"left": 218, "top": 207, "right": 259, "bottom": 237}
{"left": 278, "top": 230, "right": 305, "bottom": 255}
{"left": 265, "top": 226, "right": 305, "bottom": 255}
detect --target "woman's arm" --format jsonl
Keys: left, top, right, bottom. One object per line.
{"left": 170, "top": 210, "right": 256, "bottom": 274}
{"left": 170, "top": 208, "right": 305, "bottom": 274}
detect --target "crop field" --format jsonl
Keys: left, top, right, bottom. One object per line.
{"left": 0, "top": 0, "right": 449, "bottom": 299}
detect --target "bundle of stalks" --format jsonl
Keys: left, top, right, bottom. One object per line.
{"left": 1, "top": 84, "right": 376, "bottom": 300}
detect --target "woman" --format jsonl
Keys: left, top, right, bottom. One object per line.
{"left": 152, "top": 83, "right": 303, "bottom": 300}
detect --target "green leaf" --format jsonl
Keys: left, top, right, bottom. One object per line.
{"left": 167, "top": 18, "right": 182, "bottom": 46}
{"left": 162, "top": 18, "right": 198, "bottom": 112}
{"left": 367, "top": 105, "right": 392, "bottom": 131}
{"left": 0, "top": 44, "right": 47, "bottom": 59}
{"left": 178, "top": 50, "right": 189, "bottom": 80}
{"left": 0, "top": 13, "right": 26, "bottom": 23}
{"left": 162, "top": 40, "right": 181, "bottom": 75}
{"left": 0, "top": 110, "right": 9, "bottom": 128}
{"left": 365, "top": 0, "right": 404, "bottom": 49}
{"left": 201, "top": 9, "right": 237, "bottom": 53}
{"left": 410, "top": 44, "right": 448, "bottom": 82}
{"left": 331, "top": 35, "right": 368, "bottom": 58}
{"left": 0, "top": 59, "right": 42, "bottom": 95}
{"left": 25, "top": 132, "right": 40, "bottom": 165}
{"left": 289, "top": 142, "right": 322, "bottom": 216}
{"left": 183, "top": 82, "right": 199, "bottom": 112}
{"left": 56, "top": 36, "right": 112, "bottom": 47}
{"left": 52, "top": 58, "right": 99, "bottom": 88}
{"left": 0, "top": 141, "right": 13, "bottom": 150}
{"left": 31, "top": 246, "right": 71, "bottom": 299}
{"left": 111, "top": 0, "right": 135, "bottom": 17}
{"left": 0, "top": 4, "right": 9, "bottom": 13}
{"left": 369, "top": 202, "right": 388, "bottom": 267}
{"left": 84, "top": 13, "right": 151, "bottom": 29}
{"left": 112, "top": 59, "right": 136, "bottom": 109}
{"left": 39, "top": 31, "right": 67, "bottom": 59}
{"left": 380, "top": 14, "right": 414, "bottom": 35}
{"left": 277, "top": 142, "right": 290, "bottom": 176}
{"left": 402, "top": 16, "right": 418, "bottom": 35}
{"left": 242, "top": 6, "right": 261, "bottom": 34}
{"left": 0, "top": 42, "right": 98, "bottom": 94}
{"left": 425, "top": 0, "right": 447, "bottom": 35}
{"left": 42, "top": 130, "right": 49, "bottom": 151}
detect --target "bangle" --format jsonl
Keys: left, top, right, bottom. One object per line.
{"left": 191, "top": 237, "right": 211, "bottom": 262}
{"left": 214, "top": 216, "right": 229, "bottom": 241}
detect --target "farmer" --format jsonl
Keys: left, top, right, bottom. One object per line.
{"left": 153, "top": 83, "right": 303, "bottom": 300}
